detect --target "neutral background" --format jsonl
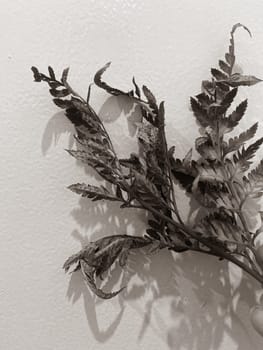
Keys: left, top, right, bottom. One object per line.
{"left": 1, "top": 0, "right": 263, "bottom": 349}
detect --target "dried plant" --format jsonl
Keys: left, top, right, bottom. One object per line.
{"left": 32, "top": 24, "right": 263, "bottom": 306}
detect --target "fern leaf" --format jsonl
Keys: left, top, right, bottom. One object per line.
{"left": 142, "top": 85, "right": 158, "bottom": 115}
{"left": 190, "top": 97, "right": 209, "bottom": 127}
{"left": 219, "top": 60, "right": 231, "bottom": 75}
{"left": 220, "top": 88, "right": 238, "bottom": 108}
{"left": 224, "top": 123, "right": 258, "bottom": 155}
{"left": 195, "top": 211, "right": 246, "bottom": 247}
{"left": 94, "top": 62, "right": 131, "bottom": 96}
{"left": 63, "top": 235, "right": 151, "bottom": 299}
{"left": 227, "top": 99, "right": 248, "bottom": 128}
{"left": 68, "top": 183, "right": 122, "bottom": 202}
{"left": 211, "top": 68, "right": 228, "bottom": 81}
{"left": 233, "top": 137, "right": 263, "bottom": 173}
{"left": 243, "top": 159, "right": 263, "bottom": 198}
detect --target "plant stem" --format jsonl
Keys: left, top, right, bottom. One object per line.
{"left": 138, "top": 199, "right": 263, "bottom": 285}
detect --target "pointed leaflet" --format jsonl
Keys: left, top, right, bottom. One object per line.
{"left": 67, "top": 149, "right": 121, "bottom": 184}
{"left": 132, "top": 172, "right": 168, "bottom": 209}
{"left": 243, "top": 159, "right": 263, "bottom": 198}
{"left": 94, "top": 62, "right": 132, "bottom": 96}
{"left": 190, "top": 97, "right": 209, "bottom": 127}
{"left": 142, "top": 85, "right": 158, "bottom": 115}
{"left": 68, "top": 183, "right": 122, "bottom": 202}
{"left": 195, "top": 211, "right": 246, "bottom": 247}
{"left": 227, "top": 99, "right": 248, "bottom": 128}
{"left": 195, "top": 136, "right": 218, "bottom": 161}
{"left": 63, "top": 235, "right": 151, "bottom": 299}
{"left": 224, "top": 123, "right": 258, "bottom": 155}
{"left": 219, "top": 60, "right": 231, "bottom": 75}
{"left": 211, "top": 68, "right": 228, "bottom": 81}
{"left": 221, "top": 88, "right": 238, "bottom": 108}
{"left": 233, "top": 137, "right": 263, "bottom": 173}
{"left": 225, "top": 74, "right": 262, "bottom": 87}
{"left": 132, "top": 77, "right": 141, "bottom": 98}
{"left": 61, "top": 67, "right": 70, "bottom": 84}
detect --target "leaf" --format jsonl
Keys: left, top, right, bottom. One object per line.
{"left": 233, "top": 137, "right": 263, "bottom": 173}
{"left": 195, "top": 136, "right": 217, "bottom": 161}
{"left": 196, "top": 163, "right": 225, "bottom": 184}
{"left": 67, "top": 149, "right": 119, "bottom": 183}
{"left": 211, "top": 68, "right": 228, "bottom": 81}
{"left": 132, "top": 77, "right": 141, "bottom": 98}
{"left": 195, "top": 211, "right": 246, "bottom": 244}
{"left": 61, "top": 67, "right": 70, "bottom": 84}
{"left": 68, "top": 183, "right": 121, "bottom": 202}
{"left": 142, "top": 85, "right": 158, "bottom": 114}
{"left": 224, "top": 23, "right": 252, "bottom": 73}
{"left": 94, "top": 62, "right": 130, "bottom": 96}
{"left": 190, "top": 97, "right": 209, "bottom": 127}
{"left": 227, "top": 99, "right": 248, "bottom": 128}
{"left": 63, "top": 235, "right": 151, "bottom": 299}
{"left": 231, "top": 23, "right": 252, "bottom": 38}
{"left": 219, "top": 60, "right": 231, "bottom": 75}
{"left": 53, "top": 98, "right": 72, "bottom": 109}
{"left": 133, "top": 172, "right": 167, "bottom": 209}
{"left": 48, "top": 66, "right": 56, "bottom": 80}
{"left": 226, "top": 74, "right": 262, "bottom": 87}
{"left": 169, "top": 155, "right": 197, "bottom": 192}
{"left": 49, "top": 88, "right": 69, "bottom": 98}
{"left": 193, "top": 181, "right": 233, "bottom": 209}
{"left": 221, "top": 88, "right": 238, "bottom": 108}
{"left": 224, "top": 123, "right": 258, "bottom": 155}
{"left": 31, "top": 66, "right": 42, "bottom": 82}
{"left": 243, "top": 159, "right": 263, "bottom": 198}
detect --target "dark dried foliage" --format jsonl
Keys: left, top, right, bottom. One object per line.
{"left": 33, "top": 23, "right": 263, "bottom": 298}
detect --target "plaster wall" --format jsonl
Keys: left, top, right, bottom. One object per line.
{"left": 1, "top": 1, "right": 263, "bottom": 349}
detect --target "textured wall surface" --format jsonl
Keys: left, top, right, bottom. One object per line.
{"left": 1, "top": 1, "right": 263, "bottom": 349}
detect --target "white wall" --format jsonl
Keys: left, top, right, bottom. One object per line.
{"left": 1, "top": 0, "right": 263, "bottom": 349}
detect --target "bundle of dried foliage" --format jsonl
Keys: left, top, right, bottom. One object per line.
{"left": 32, "top": 25, "right": 263, "bottom": 306}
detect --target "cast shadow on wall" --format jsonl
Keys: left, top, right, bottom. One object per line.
{"left": 42, "top": 95, "right": 263, "bottom": 350}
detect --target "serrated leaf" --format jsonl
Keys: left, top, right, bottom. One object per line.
{"left": 196, "top": 163, "right": 225, "bottom": 184}
{"left": 63, "top": 235, "right": 151, "bottom": 299}
{"left": 190, "top": 97, "right": 209, "bottom": 127}
{"left": 219, "top": 60, "right": 231, "bottom": 75}
{"left": 243, "top": 159, "right": 263, "bottom": 198}
{"left": 94, "top": 62, "right": 130, "bottom": 96}
{"left": 227, "top": 99, "right": 248, "bottom": 128}
{"left": 67, "top": 149, "right": 119, "bottom": 183}
{"left": 68, "top": 183, "right": 121, "bottom": 202}
{"left": 225, "top": 53, "right": 234, "bottom": 66}
{"left": 221, "top": 88, "right": 238, "bottom": 108}
{"left": 195, "top": 211, "right": 246, "bottom": 244}
{"left": 195, "top": 136, "right": 217, "bottom": 161}
{"left": 233, "top": 137, "right": 263, "bottom": 173}
{"left": 211, "top": 68, "right": 228, "bottom": 81}
{"left": 224, "top": 123, "right": 258, "bottom": 155}
{"left": 133, "top": 171, "right": 168, "bottom": 209}
{"left": 142, "top": 85, "right": 158, "bottom": 114}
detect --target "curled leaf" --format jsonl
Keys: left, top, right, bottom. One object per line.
{"left": 63, "top": 235, "right": 151, "bottom": 299}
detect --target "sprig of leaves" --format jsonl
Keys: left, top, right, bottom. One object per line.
{"left": 32, "top": 23, "right": 263, "bottom": 300}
